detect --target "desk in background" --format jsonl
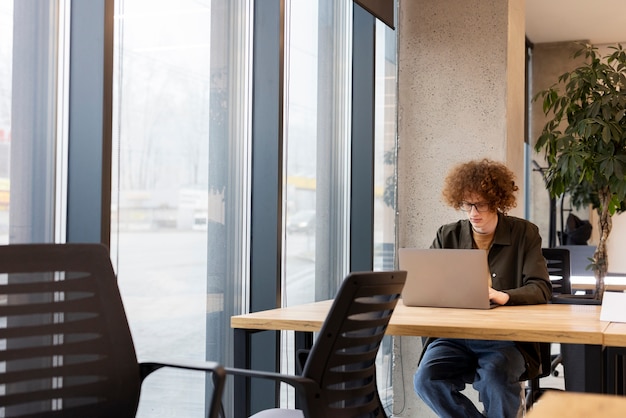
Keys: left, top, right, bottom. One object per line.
{"left": 570, "top": 274, "right": 626, "bottom": 292}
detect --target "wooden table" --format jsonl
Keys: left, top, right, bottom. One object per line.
{"left": 231, "top": 300, "right": 609, "bottom": 417}
{"left": 231, "top": 300, "right": 608, "bottom": 343}
{"left": 527, "top": 391, "right": 626, "bottom": 417}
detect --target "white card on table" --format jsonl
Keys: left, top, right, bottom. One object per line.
{"left": 600, "top": 291, "right": 626, "bottom": 322}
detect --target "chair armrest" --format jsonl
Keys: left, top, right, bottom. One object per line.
{"left": 140, "top": 359, "right": 225, "bottom": 380}
{"left": 225, "top": 367, "right": 327, "bottom": 417}
{"left": 225, "top": 366, "right": 321, "bottom": 409}
{"left": 139, "top": 360, "right": 226, "bottom": 418}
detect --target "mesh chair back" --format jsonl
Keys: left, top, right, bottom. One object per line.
{"left": 542, "top": 248, "right": 572, "bottom": 295}
{"left": 300, "top": 270, "right": 406, "bottom": 418}
{"left": 0, "top": 244, "right": 141, "bottom": 418}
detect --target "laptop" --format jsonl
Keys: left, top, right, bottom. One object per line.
{"left": 398, "top": 248, "right": 496, "bottom": 309}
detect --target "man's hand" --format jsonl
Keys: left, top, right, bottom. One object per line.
{"left": 489, "top": 287, "right": 510, "bottom": 305}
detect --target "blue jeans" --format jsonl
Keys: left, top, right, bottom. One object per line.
{"left": 414, "top": 338, "right": 526, "bottom": 418}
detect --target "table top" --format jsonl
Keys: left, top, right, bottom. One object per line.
{"left": 527, "top": 391, "right": 626, "bottom": 417}
{"left": 231, "top": 299, "right": 332, "bottom": 333}
{"left": 604, "top": 322, "right": 626, "bottom": 347}
{"left": 231, "top": 299, "right": 608, "bottom": 345}
{"left": 388, "top": 301, "right": 606, "bottom": 344}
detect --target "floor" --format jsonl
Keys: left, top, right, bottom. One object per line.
{"left": 539, "top": 363, "right": 565, "bottom": 390}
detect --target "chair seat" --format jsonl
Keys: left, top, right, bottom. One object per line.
{"left": 250, "top": 408, "right": 304, "bottom": 418}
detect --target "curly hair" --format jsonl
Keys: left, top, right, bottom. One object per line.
{"left": 442, "top": 159, "right": 518, "bottom": 213}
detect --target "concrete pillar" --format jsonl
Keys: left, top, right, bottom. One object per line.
{"left": 395, "top": 0, "right": 526, "bottom": 415}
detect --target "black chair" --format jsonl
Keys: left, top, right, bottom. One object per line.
{"left": 543, "top": 247, "right": 574, "bottom": 378}
{"left": 0, "top": 243, "right": 225, "bottom": 418}
{"left": 525, "top": 248, "right": 572, "bottom": 409}
{"left": 543, "top": 247, "right": 572, "bottom": 297}
{"left": 542, "top": 247, "right": 573, "bottom": 379}
{"left": 226, "top": 270, "right": 407, "bottom": 418}
{"left": 525, "top": 341, "right": 556, "bottom": 409}
{"left": 526, "top": 248, "right": 603, "bottom": 409}
{"left": 546, "top": 247, "right": 599, "bottom": 304}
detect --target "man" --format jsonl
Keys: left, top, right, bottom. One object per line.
{"left": 413, "top": 159, "right": 552, "bottom": 417}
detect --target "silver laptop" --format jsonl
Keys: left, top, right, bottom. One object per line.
{"left": 398, "top": 248, "right": 496, "bottom": 309}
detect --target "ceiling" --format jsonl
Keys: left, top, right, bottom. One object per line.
{"left": 525, "top": 0, "right": 626, "bottom": 45}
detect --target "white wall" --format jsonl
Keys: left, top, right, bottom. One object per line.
{"left": 607, "top": 214, "right": 626, "bottom": 273}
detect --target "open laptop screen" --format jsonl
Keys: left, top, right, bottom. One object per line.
{"left": 398, "top": 248, "right": 494, "bottom": 309}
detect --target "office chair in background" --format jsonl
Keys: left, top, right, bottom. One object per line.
{"left": 226, "top": 270, "right": 407, "bottom": 418}
{"left": 544, "top": 248, "right": 574, "bottom": 376}
{"left": 525, "top": 340, "right": 558, "bottom": 410}
{"left": 543, "top": 247, "right": 572, "bottom": 298}
{"left": 0, "top": 243, "right": 225, "bottom": 418}
{"left": 526, "top": 247, "right": 603, "bottom": 409}
{"left": 525, "top": 248, "right": 573, "bottom": 409}
{"left": 543, "top": 247, "right": 602, "bottom": 397}
{"left": 543, "top": 246, "right": 600, "bottom": 375}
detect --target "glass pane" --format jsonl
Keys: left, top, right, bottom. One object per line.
{"left": 283, "top": 0, "right": 351, "bottom": 307}
{"left": 2, "top": 1, "right": 62, "bottom": 245}
{"left": 0, "top": 0, "right": 12, "bottom": 244}
{"left": 283, "top": 1, "right": 320, "bottom": 309}
{"left": 373, "top": 19, "right": 397, "bottom": 271}
{"left": 374, "top": 16, "right": 397, "bottom": 270}
{"left": 111, "top": 1, "right": 250, "bottom": 416}
{"left": 280, "top": 0, "right": 352, "bottom": 408}
{"left": 373, "top": 19, "right": 397, "bottom": 414}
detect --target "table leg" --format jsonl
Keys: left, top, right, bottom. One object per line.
{"left": 234, "top": 328, "right": 251, "bottom": 418}
{"left": 561, "top": 343, "right": 604, "bottom": 393}
{"left": 294, "top": 331, "right": 313, "bottom": 369}
{"left": 294, "top": 331, "right": 313, "bottom": 409}
{"left": 605, "top": 346, "right": 626, "bottom": 395}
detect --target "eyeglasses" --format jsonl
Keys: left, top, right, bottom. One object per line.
{"left": 459, "top": 201, "right": 491, "bottom": 212}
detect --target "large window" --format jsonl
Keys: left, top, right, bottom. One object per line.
{"left": 111, "top": 1, "right": 250, "bottom": 415}
{"left": 283, "top": 1, "right": 351, "bottom": 314}
{"left": 281, "top": 2, "right": 397, "bottom": 411}
{"left": 279, "top": 0, "right": 353, "bottom": 408}
{"left": 1, "top": 0, "right": 397, "bottom": 416}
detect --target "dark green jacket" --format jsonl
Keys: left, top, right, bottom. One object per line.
{"left": 425, "top": 212, "right": 552, "bottom": 379}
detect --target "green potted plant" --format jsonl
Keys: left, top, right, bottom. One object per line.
{"left": 534, "top": 43, "right": 626, "bottom": 299}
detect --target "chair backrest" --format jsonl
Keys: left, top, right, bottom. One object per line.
{"left": 542, "top": 248, "right": 572, "bottom": 296}
{"left": 300, "top": 270, "right": 406, "bottom": 418}
{"left": 0, "top": 243, "right": 141, "bottom": 417}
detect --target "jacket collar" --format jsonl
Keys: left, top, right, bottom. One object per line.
{"left": 492, "top": 212, "right": 512, "bottom": 246}
{"left": 460, "top": 212, "right": 511, "bottom": 248}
